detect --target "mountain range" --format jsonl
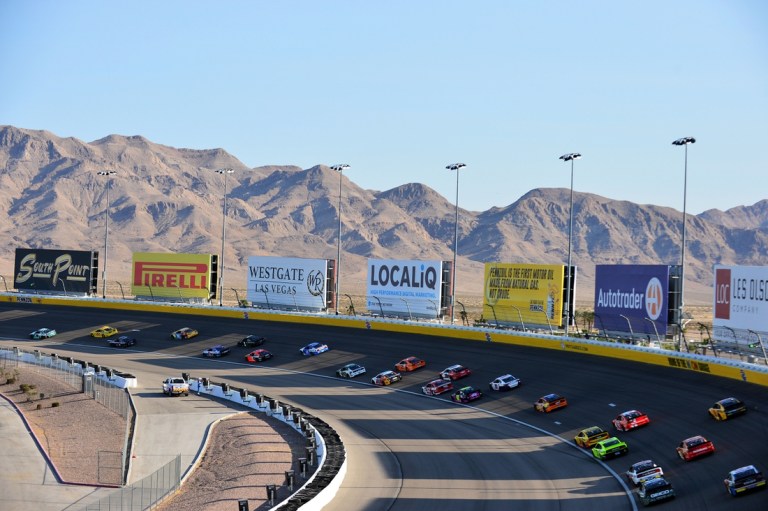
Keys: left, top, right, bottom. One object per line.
{"left": 2, "top": 125, "right": 767, "bottom": 305}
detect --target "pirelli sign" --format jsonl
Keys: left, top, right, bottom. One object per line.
{"left": 132, "top": 253, "right": 218, "bottom": 300}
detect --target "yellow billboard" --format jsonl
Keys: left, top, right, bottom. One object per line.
{"left": 132, "top": 253, "right": 216, "bottom": 300}
{"left": 483, "top": 263, "right": 565, "bottom": 327}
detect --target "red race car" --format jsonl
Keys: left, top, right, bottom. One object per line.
{"left": 245, "top": 349, "right": 273, "bottom": 363}
{"left": 440, "top": 364, "right": 471, "bottom": 381}
{"left": 676, "top": 435, "right": 715, "bottom": 461}
{"left": 422, "top": 379, "right": 453, "bottom": 396}
{"left": 612, "top": 410, "right": 650, "bottom": 431}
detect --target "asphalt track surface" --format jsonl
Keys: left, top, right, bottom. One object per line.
{"left": 1, "top": 302, "right": 767, "bottom": 511}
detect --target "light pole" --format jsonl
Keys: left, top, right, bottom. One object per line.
{"left": 331, "top": 164, "right": 350, "bottom": 314}
{"left": 96, "top": 171, "right": 116, "bottom": 299}
{"left": 215, "top": 168, "right": 234, "bottom": 306}
{"left": 446, "top": 163, "right": 467, "bottom": 324}
{"left": 558, "top": 153, "right": 581, "bottom": 335}
{"left": 672, "top": 137, "right": 695, "bottom": 339}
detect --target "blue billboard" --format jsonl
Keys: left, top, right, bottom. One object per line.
{"left": 594, "top": 265, "right": 670, "bottom": 337}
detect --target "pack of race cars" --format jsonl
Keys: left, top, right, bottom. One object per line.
{"left": 25, "top": 322, "right": 764, "bottom": 504}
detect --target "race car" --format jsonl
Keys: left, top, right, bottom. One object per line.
{"left": 371, "top": 370, "right": 402, "bottom": 386}
{"left": 336, "top": 363, "right": 366, "bottom": 378}
{"left": 451, "top": 386, "right": 483, "bottom": 404}
{"left": 202, "top": 344, "right": 231, "bottom": 357}
{"left": 489, "top": 374, "right": 521, "bottom": 391}
{"left": 626, "top": 460, "right": 663, "bottom": 486}
{"left": 440, "top": 364, "right": 471, "bottom": 381}
{"left": 676, "top": 435, "right": 715, "bottom": 461}
{"left": 534, "top": 393, "right": 568, "bottom": 413}
{"left": 612, "top": 410, "right": 650, "bottom": 431}
{"left": 574, "top": 426, "right": 610, "bottom": 448}
{"left": 592, "top": 437, "right": 629, "bottom": 460}
{"left": 245, "top": 349, "right": 273, "bottom": 363}
{"left": 638, "top": 477, "right": 675, "bottom": 506}
{"left": 395, "top": 356, "right": 426, "bottom": 372}
{"left": 170, "top": 327, "right": 198, "bottom": 340}
{"left": 422, "top": 379, "right": 453, "bottom": 396}
{"left": 724, "top": 465, "right": 766, "bottom": 496}
{"left": 108, "top": 336, "right": 137, "bottom": 348}
{"left": 709, "top": 397, "right": 747, "bottom": 421}
{"left": 238, "top": 335, "right": 266, "bottom": 347}
{"left": 29, "top": 328, "right": 57, "bottom": 339}
{"left": 90, "top": 325, "right": 118, "bottom": 338}
{"left": 300, "top": 342, "right": 329, "bottom": 356}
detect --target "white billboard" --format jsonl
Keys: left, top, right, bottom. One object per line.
{"left": 713, "top": 264, "right": 768, "bottom": 344}
{"left": 246, "top": 256, "right": 329, "bottom": 311}
{"left": 366, "top": 258, "right": 443, "bottom": 318}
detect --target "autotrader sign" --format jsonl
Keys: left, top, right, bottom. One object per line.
{"left": 713, "top": 264, "right": 768, "bottom": 344}
{"left": 14, "top": 248, "right": 97, "bottom": 295}
{"left": 132, "top": 252, "right": 215, "bottom": 300}
{"left": 366, "top": 259, "right": 442, "bottom": 318}
{"left": 246, "top": 256, "right": 329, "bottom": 311}
{"left": 594, "top": 264, "right": 669, "bottom": 335}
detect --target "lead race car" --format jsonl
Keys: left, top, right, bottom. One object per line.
{"left": 300, "top": 342, "right": 329, "bottom": 356}
{"left": 202, "top": 344, "right": 231, "bottom": 357}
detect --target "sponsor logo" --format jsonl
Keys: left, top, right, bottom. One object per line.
{"left": 645, "top": 277, "right": 664, "bottom": 320}
{"left": 715, "top": 268, "right": 731, "bottom": 319}
{"left": 596, "top": 287, "right": 644, "bottom": 309}
{"left": 306, "top": 269, "right": 324, "bottom": 296}
{"left": 15, "top": 253, "right": 90, "bottom": 286}
{"left": 369, "top": 263, "right": 438, "bottom": 289}
{"left": 133, "top": 261, "right": 209, "bottom": 289}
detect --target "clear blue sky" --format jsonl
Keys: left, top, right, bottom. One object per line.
{"left": 2, "top": 1, "right": 766, "bottom": 214}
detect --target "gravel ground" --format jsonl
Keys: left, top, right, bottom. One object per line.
{"left": 0, "top": 365, "right": 316, "bottom": 510}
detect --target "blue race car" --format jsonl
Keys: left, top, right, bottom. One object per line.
{"left": 300, "top": 342, "right": 329, "bottom": 356}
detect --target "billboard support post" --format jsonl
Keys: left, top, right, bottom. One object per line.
{"left": 400, "top": 299, "right": 413, "bottom": 321}
{"left": 215, "top": 168, "right": 234, "bottom": 307}
{"left": 331, "top": 164, "right": 351, "bottom": 315}
{"left": 619, "top": 314, "right": 634, "bottom": 340}
{"left": 97, "top": 170, "right": 117, "bottom": 299}
{"left": 446, "top": 163, "right": 467, "bottom": 324}
{"left": 559, "top": 153, "right": 581, "bottom": 335}
{"left": 511, "top": 305, "right": 525, "bottom": 332}
{"left": 0, "top": 275, "right": 7, "bottom": 292}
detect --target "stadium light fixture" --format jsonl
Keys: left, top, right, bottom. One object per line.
{"left": 331, "top": 164, "right": 351, "bottom": 314}
{"left": 672, "top": 137, "right": 695, "bottom": 337}
{"left": 446, "top": 163, "right": 467, "bottom": 324}
{"left": 96, "top": 170, "right": 117, "bottom": 299}
{"left": 558, "top": 153, "right": 581, "bottom": 335}
{"left": 215, "top": 168, "right": 234, "bottom": 306}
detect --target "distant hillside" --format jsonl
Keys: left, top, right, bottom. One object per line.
{"left": 2, "top": 125, "right": 767, "bottom": 305}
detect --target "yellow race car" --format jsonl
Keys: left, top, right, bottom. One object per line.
{"left": 90, "top": 325, "right": 118, "bottom": 338}
{"left": 574, "top": 426, "right": 610, "bottom": 448}
{"left": 708, "top": 397, "right": 747, "bottom": 421}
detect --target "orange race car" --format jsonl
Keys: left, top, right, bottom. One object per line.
{"left": 395, "top": 356, "right": 426, "bottom": 372}
{"left": 534, "top": 393, "right": 568, "bottom": 413}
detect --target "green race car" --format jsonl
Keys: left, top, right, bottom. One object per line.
{"left": 592, "top": 437, "right": 629, "bottom": 460}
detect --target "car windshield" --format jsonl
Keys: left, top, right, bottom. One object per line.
{"left": 585, "top": 428, "right": 603, "bottom": 436}
{"left": 687, "top": 437, "right": 705, "bottom": 447}
{"left": 723, "top": 400, "right": 743, "bottom": 410}
{"left": 602, "top": 439, "right": 619, "bottom": 448}
{"left": 734, "top": 467, "right": 759, "bottom": 479}
{"left": 624, "top": 411, "right": 641, "bottom": 419}
{"left": 500, "top": 376, "right": 514, "bottom": 383}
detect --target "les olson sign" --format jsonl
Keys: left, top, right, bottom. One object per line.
{"left": 713, "top": 265, "right": 768, "bottom": 343}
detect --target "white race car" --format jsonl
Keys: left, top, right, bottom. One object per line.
{"left": 336, "top": 363, "right": 366, "bottom": 378}
{"left": 490, "top": 374, "right": 521, "bottom": 391}
{"left": 30, "top": 328, "right": 57, "bottom": 339}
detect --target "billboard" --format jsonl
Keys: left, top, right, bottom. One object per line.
{"left": 482, "top": 263, "right": 566, "bottom": 327}
{"left": 14, "top": 248, "right": 98, "bottom": 295}
{"left": 132, "top": 253, "right": 217, "bottom": 300}
{"left": 366, "top": 259, "right": 443, "bottom": 318}
{"left": 594, "top": 264, "right": 670, "bottom": 337}
{"left": 246, "top": 256, "right": 330, "bottom": 312}
{"left": 713, "top": 265, "right": 768, "bottom": 344}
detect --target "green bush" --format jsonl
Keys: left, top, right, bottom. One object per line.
{"left": 51, "top": 402, "right": 60, "bottom": 408}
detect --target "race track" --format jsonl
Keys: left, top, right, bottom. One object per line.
{"left": 1, "top": 302, "right": 766, "bottom": 511}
